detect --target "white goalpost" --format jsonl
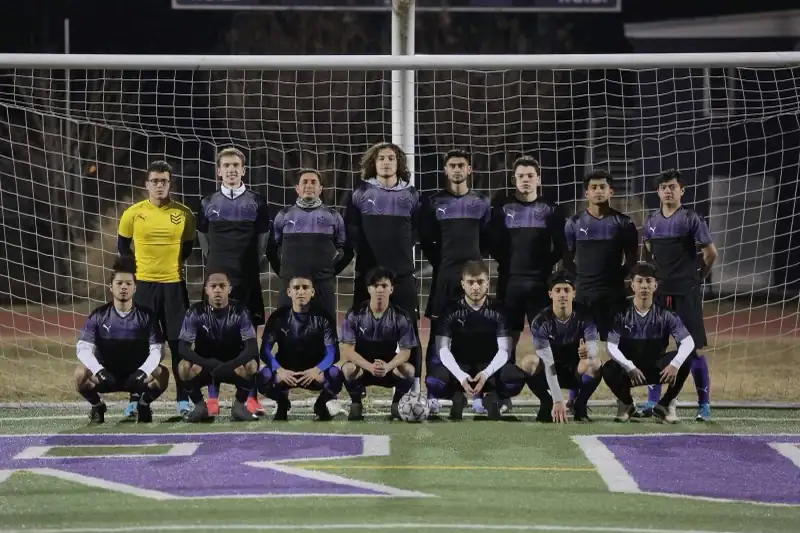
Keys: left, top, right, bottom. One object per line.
{"left": 1, "top": 50, "right": 800, "bottom": 408}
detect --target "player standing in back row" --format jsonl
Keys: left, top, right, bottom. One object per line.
{"left": 344, "top": 142, "right": 422, "bottom": 386}
{"left": 641, "top": 169, "right": 717, "bottom": 421}
{"left": 419, "top": 149, "right": 491, "bottom": 412}
{"left": 117, "top": 160, "right": 201, "bottom": 417}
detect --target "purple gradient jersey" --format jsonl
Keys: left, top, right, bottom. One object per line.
{"left": 490, "top": 195, "right": 566, "bottom": 282}
{"left": 272, "top": 204, "right": 346, "bottom": 280}
{"left": 179, "top": 301, "right": 256, "bottom": 361}
{"left": 78, "top": 303, "right": 163, "bottom": 374}
{"left": 340, "top": 303, "right": 417, "bottom": 362}
{"left": 530, "top": 308, "right": 598, "bottom": 364}
{"left": 564, "top": 209, "right": 639, "bottom": 294}
{"left": 607, "top": 303, "right": 690, "bottom": 364}
{"left": 437, "top": 297, "right": 508, "bottom": 366}
{"left": 262, "top": 306, "right": 338, "bottom": 371}
{"left": 196, "top": 189, "right": 271, "bottom": 283}
{"left": 418, "top": 190, "right": 490, "bottom": 270}
{"left": 344, "top": 181, "right": 420, "bottom": 277}
{"left": 642, "top": 206, "right": 713, "bottom": 294}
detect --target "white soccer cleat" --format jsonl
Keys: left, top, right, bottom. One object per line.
{"left": 428, "top": 398, "right": 440, "bottom": 415}
{"left": 325, "top": 399, "right": 346, "bottom": 417}
{"left": 471, "top": 396, "right": 488, "bottom": 415}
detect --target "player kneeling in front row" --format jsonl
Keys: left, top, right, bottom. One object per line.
{"left": 177, "top": 271, "right": 259, "bottom": 422}
{"left": 520, "top": 271, "right": 602, "bottom": 423}
{"left": 257, "top": 275, "right": 343, "bottom": 421}
{"left": 75, "top": 257, "right": 169, "bottom": 424}
{"left": 426, "top": 260, "right": 524, "bottom": 420}
{"left": 602, "top": 262, "right": 696, "bottom": 423}
{"left": 340, "top": 267, "right": 417, "bottom": 421}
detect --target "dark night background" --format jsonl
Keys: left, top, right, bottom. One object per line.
{"left": 1, "top": 0, "right": 799, "bottom": 305}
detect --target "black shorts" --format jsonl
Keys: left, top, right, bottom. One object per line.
{"left": 354, "top": 273, "right": 419, "bottom": 320}
{"left": 656, "top": 291, "right": 707, "bottom": 349}
{"left": 278, "top": 277, "right": 336, "bottom": 321}
{"left": 230, "top": 277, "right": 265, "bottom": 326}
{"left": 134, "top": 281, "right": 189, "bottom": 340}
{"left": 425, "top": 267, "right": 463, "bottom": 319}
{"left": 535, "top": 358, "right": 580, "bottom": 390}
{"left": 497, "top": 277, "right": 550, "bottom": 331}
{"left": 574, "top": 292, "right": 627, "bottom": 341}
{"left": 630, "top": 352, "right": 684, "bottom": 384}
{"left": 101, "top": 364, "right": 168, "bottom": 393}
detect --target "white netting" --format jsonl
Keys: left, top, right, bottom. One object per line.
{"left": 1, "top": 62, "right": 799, "bottom": 402}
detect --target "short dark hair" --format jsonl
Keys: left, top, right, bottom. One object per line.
{"left": 203, "top": 270, "right": 230, "bottom": 287}
{"left": 462, "top": 259, "right": 490, "bottom": 279}
{"left": 547, "top": 270, "right": 575, "bottom": 290}
{"left": 288, "top": 274, "right": 315, "bottom": 287}
{"left": 512, "top": 156, "right": 541, "bottom": 176}
{"left": 444, "top": 149, "right": 471, "bottom": 165}
{"left": 655, "top": 168, "right": 685, "bottom": 189}
{"left": 296, "top": 168, "right": 323, "bottom": 186}
{"left": 583, "top": 169, "right": 613, "bottom": 190}
{"left": 109, "top": 255, "right": 136, "bottom": 284}
{"left": 630, "top": 262, "right": 657, "bottom": 280}
{"left": 147, "top": 160, "right": 173, "bottom": 179}
{"left": 366, "top": 266, "right": 396, "bottom": 287}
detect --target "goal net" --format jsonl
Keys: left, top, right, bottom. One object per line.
{"left": 1, "top": 56, "right": 799, "bottom": 404}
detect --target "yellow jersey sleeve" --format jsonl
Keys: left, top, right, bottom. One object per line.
{"left": 118, "top": 204, "right": 136, "bottom": 238}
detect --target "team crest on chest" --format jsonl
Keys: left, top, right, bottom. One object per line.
{"left": 169, "top": 213, "right": 183, "bottom": 225}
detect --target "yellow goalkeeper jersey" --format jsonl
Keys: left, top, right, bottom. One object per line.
{"left": 118, "top": 199, "right": 195, "bottom": 283}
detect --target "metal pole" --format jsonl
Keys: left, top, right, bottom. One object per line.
{"left": 391, "top": 3, "right": 403, "bottom": 147}
{"left": 402, "top": 1, "right": 415, "bottom": 184}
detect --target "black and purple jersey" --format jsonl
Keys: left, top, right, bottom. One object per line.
{"left": 418, "top": 190, "right": 490, "bottom": 270}
{"left": 78, "top": 303, "right": 163, "bottom": 374}
{"left": 197, "top": 189, "right": 271, "bottom": 283}
{"left": 179, "top": 301, "right": 256, "bottom": 362}
{"left": 490, "top": 194, "right": 565, "bottom": 282}
{"left": 642, "top": 206, "right": 713, "bottom": 294}
{"left": 608, "top": 303, "right": 690, "bottom": 362}
{"left": 261, "top": 306, "right": 338, "bottom": 372}
{"left": 272, "top": 204, "right": 347, "bottom": 280}
{"left": 437, "top": 298, "right": 508, "bottom": 366}
{"left": 564, "top": 209, "right": 639, "bottom": 294}
{"left": 530, "top": 308, "right": 598, "bottom": 363}
{"left": 344, "top": 180, "right": 420, "bottom": 277}
{"left": 340, "top": 303, "right": 417, "bottom": 362}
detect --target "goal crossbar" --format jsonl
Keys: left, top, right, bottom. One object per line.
{"left": 0, "top": 52, "right": 799, "bottom": 70}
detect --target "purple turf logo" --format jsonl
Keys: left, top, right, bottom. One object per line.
{"left": 0, "top": 432, "right": 432, "bottom": 499}
{"left": 573, "top": 433, "right": 800, "bottom": 506}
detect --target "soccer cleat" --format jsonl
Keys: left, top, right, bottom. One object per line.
{"left": 89, "top": 402, "right": 107, "bottom": 424}
{"left": 449, "top": 392, "right": 466, "bottom": 420}
{"left": 246, "top": 396, "right": 266, "bottom": 416}
{"left": 123, "top": 401, "right": 138, "bottom": 419}
{"left": 206, "top": 398, "right": 220, "bottom": 417}
{"left": 614, "top": 403, "right": 636, "bottom": 423}
{"left": 389, "top": 402, "right": 401, "bottom": 420}
{"left": 176, "top": 400, "right": 192, "bottom": 416}
{"left": 652, "top": 402, "right": 680, "bottom": 424}
{"left": 313, "top": 396, "right": 333, "bottom": 421}
{"left": 428, "top": 398, "right": 441, "bottom": 415}
{"left": 137, "top": 405, "right": 153, "bottom": 423}
{"left": 184, "top": 401, "right": 210, "bottom": 423}
{"left": 696, "top": 403, "right": 711, "bottom": 422}
{"left": 231, "top": 400, "right": 259, "bottom": 421}
{"left": 471, "top": 396, "right": 488, "bottom": 415}
{"left": 483, "top": 392, "right": 501, "bottom": 421}
{"left": 273, "top": 399, "right": 290, "bottom": 421}
{"left": 348, "top": 402, "right": 364, "bottom": 421}
{"left": 565, "top": 398, "right": 575, "bottom": 416}
{"left": 632, "top": 401, "right": 655, "bottom": 418}
{"left": 572, "top": 401, "right": 591, "bottom": 422}
{"left": 325, "top": 399, "right": 346, "bottom": 417}
{"left": 500, "top": 398, "right": 513, "bottom": 414}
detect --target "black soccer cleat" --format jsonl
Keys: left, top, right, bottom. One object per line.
{"left": 274, "top": 399, "right": 291, "bottom": 421}
{"left": 348, "top": 402, "right": 364, "bottom": 421}
{"left": 484, "top": 392, "right": 501, "bottom": 421}
{"left": 313, "top": 396, "right": 333, "bottom": 421}
{"left": 231, "top": 400, "right": 259, "bottom": 422}
{"left": 449, "top": 393, "right": 466, "bottom": 421}
{"left": 389, "top": 402, "right": 401, "bottom": 421}
{"left": 89, "top": 402, "right": 107, "bottom": 424}
{"left": 572, "top": 402, "right": 592, "bottom": 422}
{"left": 185, "top": 401, "right": 210, "bottom": 423}
{"left": 137, "top": 404, "right": 153, "bottom": 423}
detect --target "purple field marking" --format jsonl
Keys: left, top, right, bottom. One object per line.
{"left": 573, "top": 433, "right": 800, "bottom": 506}
{"left": 0, "top": 432, "right": 431, "bottom": 499}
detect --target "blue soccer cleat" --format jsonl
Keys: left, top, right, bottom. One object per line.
{"left": 471, "top": 396, "right": 488, "bottom": 415}
{"left": 696, "top": 403, "right": 711, "bottom": 422}
{"left": 176, "top": 400, "right": 192, "bottom": 416}
{"left": 634, "top": 400, "right": 656, "bottom": 418}
{"left": 123, "top": 401, "right": 138, "bottom": 419}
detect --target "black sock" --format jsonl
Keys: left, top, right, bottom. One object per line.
{"left": 129, "top": 393, "right": 141, "bottom": 404}
{"left": 234, "top": 386, "right": 250, "bottom": 403}
{"left": 140, "top": 385, "right": 166, "bottom": 407}
{"left": 168, "top": 340, "right": 191, "bottom": 403}
{"left": 80, "top": 389, "right": 102, "bottom": 406}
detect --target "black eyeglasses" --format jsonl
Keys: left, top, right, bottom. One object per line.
{"left": 147, "top": 179, "right": 170, "bottom": 186}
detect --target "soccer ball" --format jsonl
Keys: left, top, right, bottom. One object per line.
{"left": 397, "top": 391, "right": 429, "bottom": 422}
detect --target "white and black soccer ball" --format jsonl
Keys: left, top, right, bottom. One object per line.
{"left": 397, "top": 391, "right": 429, "bottom": 422}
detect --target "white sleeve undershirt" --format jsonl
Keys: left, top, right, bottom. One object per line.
{"left": 478, "top": 336, "right": 510, "bottom": 380}
{"left": 669, "top": 335, "right": 695, "bottom": 369}
{"left": 606, "top": 342, "right": 637, "bottom": 372}
{"left": 76, "top": 340, "right": 103, "bottom": 375}
{"left": 436, "top": 336, "right": 469, "bottom": 383}
{"left": 139, "top": 343, "right": 164, "bottom": 375}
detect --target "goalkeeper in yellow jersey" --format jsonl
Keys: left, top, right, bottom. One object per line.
{"left": 117, "top": 160, "right": 200, "bottom": 417}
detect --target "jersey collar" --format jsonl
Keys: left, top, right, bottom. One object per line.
{"left": 221, "top": 183, "right": 246, "bottom": 199}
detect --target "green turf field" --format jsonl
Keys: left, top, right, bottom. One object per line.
{"left": 1, "top": 405, "right": 799, "bottom": 533}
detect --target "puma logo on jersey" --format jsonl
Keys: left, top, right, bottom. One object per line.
{"left": 437, "top": 207, "right": 447, "bottom": 215}
{"left": 102, "top": 324, "right": 111, "bottom": 332}
{"left": 359, "top": 327, "right": 367, "bottom": 334}
{"left": 281, "top": 328, "right": 289, "bottom": 335}
{"left": 505, "top": 212, "right": 515, "bottom": 219}
{"left": 456, "top": 319, "right": 465, "bottom": 326}
{"left": 366, "top": 199, "right": 376, "bottom": 205}
{"left": 579, "top": 228, "right": 588, "bottom": 235}
{"left": 287, "top": 220, "right": 297, "bottom": 226}
{"left": 624, "top": 325, "right": 632, "bottom": 331}
{"left": 202, "top": 325, "right": 210, "bottom": 333}
{"left": 649, "top": 226, "right": 656, "bottom": 233}
{"left": 211, "top": 209, "right": 220, "bottom": 217}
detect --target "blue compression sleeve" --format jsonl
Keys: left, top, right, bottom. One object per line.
{"left": 261, "top": 342, "right": 279, "bottom": 371}
{"left": 316, "top": 344, "right": 336, "bottom": 372}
